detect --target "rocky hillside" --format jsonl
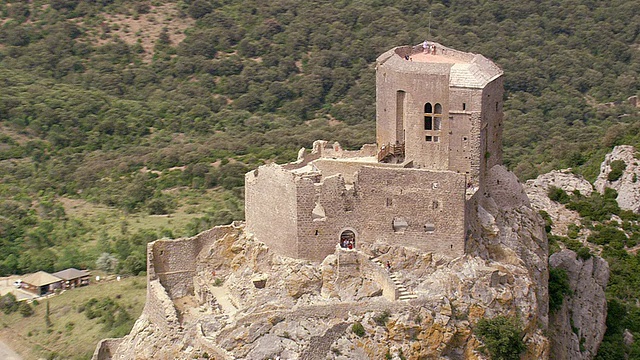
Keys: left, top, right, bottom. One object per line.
{"left": 92, "top": 163, "right": 612, "bottom": 360}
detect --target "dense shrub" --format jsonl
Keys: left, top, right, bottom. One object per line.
{"left": 352, "top": 322, "right": 365, "bottom": 337}
{"left": 587, "top": 226, "right": 628, "bottom": 246}
{"left": 548, "top": 186, "right": 570, "bottom": 204}
{"left": 0, "top": 293, "right": 18, "bottom": 314}
{"left": 19, "top": 301, "right": 34, "bottom": 317}
{"left": 475, "top": 316, "right": 525, "bottom": 360}
{"left": 549, "top": 267, "right": 572, "bottom": 313}
{"left": 607, "top": 160, "right": 626, "bottom": 182}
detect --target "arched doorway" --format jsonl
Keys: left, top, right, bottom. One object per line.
{"left": 340, "top": 230, "right": 356, "bottom": 249}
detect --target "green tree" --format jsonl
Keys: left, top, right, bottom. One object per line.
{"left": 475, "top": 316, "right": 525, "bottom": 360}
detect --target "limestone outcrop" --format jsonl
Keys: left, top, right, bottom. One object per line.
{"left": 548, "top": 250, "right": 609, "bottom": 360}
{"left": 524, "top": 169, "right": 593, "bottom": 236}
{"left": 594, "top": 145, "right": 640, "bottom": 213}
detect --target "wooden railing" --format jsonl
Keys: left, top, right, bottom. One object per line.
{"left": 377, "top": 143, "right": 405, "bottom": 162}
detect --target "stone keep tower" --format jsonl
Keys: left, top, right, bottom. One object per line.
{"left": 375, "top": 44, "right": 503, "bottom": 187}
{"left": 245, "top": 43, "right": 504, "bottom": 262}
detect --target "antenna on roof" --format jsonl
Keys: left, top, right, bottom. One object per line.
{"left": 428, "top": 11, "right": 432, "bottom": 38}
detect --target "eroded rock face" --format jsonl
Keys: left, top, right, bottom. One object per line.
{"left": 548, "top": 250, "right": 609, "bottom": 360}
{"left": 524, "top": 169, "right": 593, "bottom": 236}
{"left": 595, "top": 145, "right": 640, "bottom": 212}
{"left": 94, "top": 165, "right": 589, "bottom": 360}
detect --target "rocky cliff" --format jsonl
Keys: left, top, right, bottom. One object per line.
{"left": 524, "top": 169, "right": 593, "bottom": 236}
{"left": 548, "top": 250, "right": 609, "bottom": 360}
{"left": 92, "top": 165, "right": 609, "bottom": 359}
{"left": 595, "top": 145, "right": 640, "bottom": 213}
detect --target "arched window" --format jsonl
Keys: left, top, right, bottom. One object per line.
{"left": 424, "top": 102, "right": 442, "bottom": 141}
{"left": 424, "top": 102, "right": 433, "bottom": 130}
{"left": 434, "top": 103, "right": 442, "bottom": 130}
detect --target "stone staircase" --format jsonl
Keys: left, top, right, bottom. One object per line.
{"left": 371, "top": 258, "right": 417, "bottom": 301}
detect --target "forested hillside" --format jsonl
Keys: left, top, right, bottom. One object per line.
{"left": 0, "top": 0, "right": 639, "bottom": 358}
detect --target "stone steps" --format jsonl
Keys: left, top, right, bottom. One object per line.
{"left": 371, "top": 258, "right": 417, "bottom": 301}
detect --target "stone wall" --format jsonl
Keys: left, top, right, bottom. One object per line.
{"left": 480, "top": 77, "right": 504, "bottom": 184}
{"left": 313, "top": 158, "right": 404, "bottom": 184}
{"left": 296, "top": 174, "right": 356, "bottom": 261}
{"left": 145, "top": 279, "right": 180, "bottom": 332}
{"left": 448, "top": 87, "right": 483, "bottom": 184}
{"left": 148, "top": 225, "right": 238, "bottom": 299}
{"left": 376, "top": 53, "right": 452, "bottom": 170}
{"left": 354, "top": 166, "right": 466, "bottom": 256}
{"left": 284, "top": 140, "right": 377, "bottom": 172}
{"left": 245, "top": 164, "right": 299, "bottom": 258}
{"left": 91, "top": 338, "right": 122, "bottom": 360}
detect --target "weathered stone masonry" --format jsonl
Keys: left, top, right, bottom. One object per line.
{"left": 246, "top": 42, "right": 503, "bottom": 262}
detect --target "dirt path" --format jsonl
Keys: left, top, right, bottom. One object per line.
{"left": 0, "top": 339, "right": 22, "bottom": 360}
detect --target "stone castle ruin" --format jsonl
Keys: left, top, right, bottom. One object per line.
{"left": 245, "top": 42, "right": 504, "bottom": 261}
{"left": 94, "top": 43, "right": 611, "bottom": 360}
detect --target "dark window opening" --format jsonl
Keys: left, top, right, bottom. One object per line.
{"left": 424, "top": 103, "right": 432, "bottom": 113}
{"left": 433, "top": 136, "right": 439, "bottom": 142}
{"left": 435, "top": 103, "right": 442, "bottom": 114}
{"left": 462, "top": 103, "right": 466, "bottom": 110}
{"left": 315, "top": 230, "right": 319, "bottom": 235}
{"left": 424, "top": 116, "right": 433, "bottom": 130}
{"left": 426, "top": 136, "right": 433, "bottom": 142}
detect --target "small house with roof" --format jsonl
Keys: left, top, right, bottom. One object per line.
{"left": 52, "top": 268, "right": 90, "bottom": 289}
{"left": 21, "top": 271, "right": 63, "bottom": 296}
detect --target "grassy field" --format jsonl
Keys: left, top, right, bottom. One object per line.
{"left": 0, "top": 276, "right": 147, "bottom": 360}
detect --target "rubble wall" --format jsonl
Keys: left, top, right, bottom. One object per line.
{"left": 313, "top": 158, "right": 403, "bottom": 184}
{"left": 356, "top": 252, "right": 397, "bottom": 300}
